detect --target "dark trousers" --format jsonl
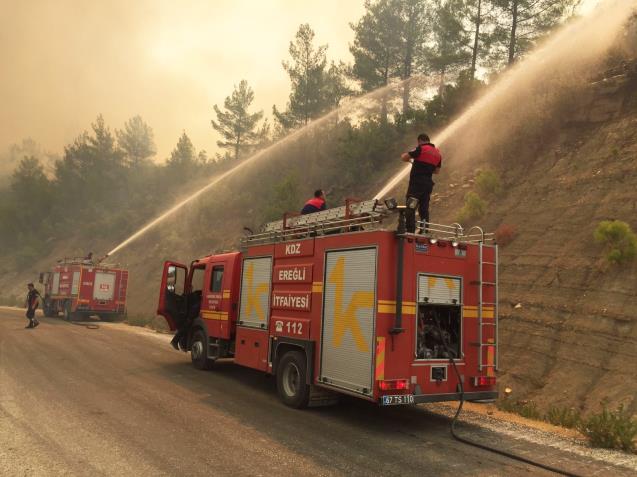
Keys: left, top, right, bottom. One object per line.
{"left": 406, "top": 179, "right": 434, "bottom": 233}
{"left": 26, "top": 308, "right": 39, "bottom": 325}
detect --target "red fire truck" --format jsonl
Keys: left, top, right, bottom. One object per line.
{"left": 39, "top": 258, "right": 128, "bottom": 321}
{"left": 157, "top": 199, "right": 498, "bottom": 408}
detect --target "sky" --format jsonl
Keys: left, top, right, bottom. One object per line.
{"left": 0, "top": 0, "right": 602, "bottom": 161}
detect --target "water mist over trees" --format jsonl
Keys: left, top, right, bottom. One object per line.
{"left": 0, "top": 0, "right": 590, "bottom": 272}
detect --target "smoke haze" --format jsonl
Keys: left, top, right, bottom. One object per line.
{"left": 0, "top": 0, "right": 364, "bottom": 161}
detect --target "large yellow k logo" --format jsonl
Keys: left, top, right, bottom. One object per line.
{"left": 245, "top": 263, "right": 268, "bottom": 321}
{"left": 328, "top": 257, "right": 374, "bottom": 352}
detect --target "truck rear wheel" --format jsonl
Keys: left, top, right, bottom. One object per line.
{"left": 43, "top": 298, "right": 55, "bottom": 317}
{"left": 190, "top": 329, "right": 212, "bottom": 370}
{"left": 276, "top": 350, "right": 310, "bottom": 408}
{"left": 64, "top": 302, "right": 73, "bottom": 321}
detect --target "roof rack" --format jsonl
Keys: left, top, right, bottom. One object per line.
{"left": 241, "top": 198, "right": 495, "bottom": 248}
{"left": 56, "top": 257, "right": 119, "bottom": 267}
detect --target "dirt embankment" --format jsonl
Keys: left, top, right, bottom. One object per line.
{"left": 431, "top": 66, "right": 637, "bottom": 416}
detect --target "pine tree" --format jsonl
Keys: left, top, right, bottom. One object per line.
{"left": 167, "top": 132, "right": 198, "bottom": 180}
{"left": 491, "top": 0, "right": 579, "bottom": 65}
{"left": 211, "top": 80, "right": 264, "bottom": 161}
{"left": 11, "top": 156, "right": 52, "bottom": 216}
{"left": 397, "top": 0, "right": 430, "bottom": 114}
{"left": 274, "top": 24, "right": 330, "bottom": 129}
{"left": 116, "top": 115, "right": 157, "bottom": 167}
{"left": 426, "top": 0, "right": 472, "bottom": 94}
{"left": 55, "top": 115, "right": 125, "bottom": 208}
{"left": 350, "top": 0, "right": 403, "bottom": 92}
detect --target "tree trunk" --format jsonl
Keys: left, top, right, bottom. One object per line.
{"left": 438, "top": 66, "right": 446, "bottom": 98}
{"left": 470, "top": 0, "right": 482, "bottom": 79}
{"left": 508, "top": 0, "right": 519, "bottom": 65}
{"left": 380, "top": 66, "right": 389, "bottom": 124}
{"left": 401, "top": 7, "right": 416, "bottom": 116}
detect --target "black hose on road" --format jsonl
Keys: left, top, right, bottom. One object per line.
{"left": 433, "top": 315, "right": 582, "bottom": 477}
{"left": 70, "top": 321, "right": 100, "bottom": 330}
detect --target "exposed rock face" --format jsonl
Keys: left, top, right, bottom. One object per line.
{"left": 434, "top": 69, "right": 637, "bottom": 416}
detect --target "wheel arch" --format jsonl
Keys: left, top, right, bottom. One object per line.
{"left": 187, "top": 316, "right": 208, "bottom": 352}
{"left": 271, "top": 338, "right": 314, "bottom": 385}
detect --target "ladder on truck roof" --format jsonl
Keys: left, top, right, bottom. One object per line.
{"left": 242, "top": 198, "right": 497, "bottom": 248}
{"left": 475, "top": 231, "right": 499, "bottom": 374}
{"left": 243, "top": 199, "right": 386, "bottom": 247}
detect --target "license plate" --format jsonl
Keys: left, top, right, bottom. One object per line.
{"left": 381, "top": 394, "right": 415, "bottom": 406}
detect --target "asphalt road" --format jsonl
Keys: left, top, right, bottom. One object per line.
{"left": 0, "top": 308, "right": 631, "bottom": 476}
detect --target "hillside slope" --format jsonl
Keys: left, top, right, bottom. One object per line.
{"left": 430, "top": 65, "right": 637, "bottom": 415}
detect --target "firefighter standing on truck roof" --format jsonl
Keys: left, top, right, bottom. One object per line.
{"left": 301, "top": 189, "right": 327, "bottom": 215}
{"left": 401, "top": 133, "right": 442, "bottom": 233}
{"left": 24, "top": 283, "right": 41, "bottom": 329}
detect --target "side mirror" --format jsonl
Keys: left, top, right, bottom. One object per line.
{"left": 166, "top": 265, "right": 177, "bottom": 292}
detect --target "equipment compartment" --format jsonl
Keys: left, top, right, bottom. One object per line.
{"left": 416, "top": 304, "right": 461, "bottom": 360}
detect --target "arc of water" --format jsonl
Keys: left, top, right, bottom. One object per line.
{"left": 374, "top": 0, "right": 635, "bottom": 200}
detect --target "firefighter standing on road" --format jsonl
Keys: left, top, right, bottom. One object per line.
{"left": 401, "top": 133, "right": 442, "bottom": 233}
{"left": 301, "top": 189, "right": 327, "bottom": 215}
{"left": 25, "top": 283, "right": 41, "bottom": 329}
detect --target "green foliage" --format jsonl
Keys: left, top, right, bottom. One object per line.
{"left": 580, "top": 405, "right": 637, "bottom": 453}
{"left": 333, "top": 119, "right": 401, "bottom": 184}
{"left": 476, "top": 169, "right": 502, "bottom": 197}
{"left": 545, "top": 406, "right": 582, "bottom": 429}
{"left": 593, "top": 220, "right": 637, "bottom": 265}
{"left": 497, "top": 398, "right": 542, "bottom": 420}
{"left": 490, "top": 0, "right": 579, "bottom": 66}
{"left": 457, "top": 191, "right": 487, "bottom": 223}
{"left": 263, "top": 174, "right": 301, "bottom": 221}
{"left": 116, "top": 115, "right": 156, "bottom": 166}
{"left": 427, "top": 0, "right": 472, "bottom": 79}
{"left": 350, "top": 0, "right": 403, "bottom": 92}
{"left": 211, "top": 80, "right": 264, "bottom": 161}
{"left": 167, "top": 132, "right": 199, "bottom": 181}
{"left": 274, "top": 24, "right": 348, "bottom": 130}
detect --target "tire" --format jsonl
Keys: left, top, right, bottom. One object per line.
{"left": 43, "top": 298, "right": 55, "bottom": 317}
{"left": 64, "top": 301, "right": 73, "bottom": 321}
{"left": 190, "top": 329, "right": 212, "bottom": 370}
{"left": 276, "top": 350, "right": 310, "bottom": 408}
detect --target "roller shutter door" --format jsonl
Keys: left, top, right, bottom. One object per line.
{"left": 320, "top": 248, "right": 377, "bottom": 396}
{"left": 238, "top": 257, "right": 272, "bottom": 328}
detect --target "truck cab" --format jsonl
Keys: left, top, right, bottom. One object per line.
{"left": 157, "top": 252, "right": 242, "bottom": 368}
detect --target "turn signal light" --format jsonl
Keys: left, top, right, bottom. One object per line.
{"left": 472, "top": 376, "right": 497, "bottom": 387}
{"left": 378, "top": 379, "right": 410, "bottom": 391}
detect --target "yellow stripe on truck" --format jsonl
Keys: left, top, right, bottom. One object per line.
{"left": 463, "top": 306, "right": 495, "bottom": 319}
{"left": 201, "top": 311, "right": 229, "bottom": 321}
{"left": 377, "top": 300, "right": 416, "bottom": 315}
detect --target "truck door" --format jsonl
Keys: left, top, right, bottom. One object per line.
{"left": 201, "top": 262, "right": 232, "bottom": 338}
{"left": 157, "top": 261, "right": 188, "bottom": 331}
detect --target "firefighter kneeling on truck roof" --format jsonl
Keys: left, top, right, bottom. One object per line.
{"left": 400, "top": 133, "right": 442, "bottom": 233}
{"left": 300, "top": 189, "right": 327, "bottom": 215}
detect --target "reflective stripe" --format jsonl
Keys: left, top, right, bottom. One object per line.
{"left": 375, "top": 337, "right": 386, "bottom": 380}
{"left": 201, "top": 311, "right": 229, "bottom": 321}
{"left": 377, "top": 300, "right": 416, "bottom": 315}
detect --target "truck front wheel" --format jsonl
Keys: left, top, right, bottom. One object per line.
{"left": 190, "top": 329, "right": 212, "bottom": 370}
{"left": 276, "top": 350, "right": 310, "bottom": 408}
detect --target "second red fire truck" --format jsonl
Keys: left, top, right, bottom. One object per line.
{"left": 40, "top": 258, "right": 128, "bottom": 321}
{"left": 157, "top": 198, "right": 498, "bottom": 408}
